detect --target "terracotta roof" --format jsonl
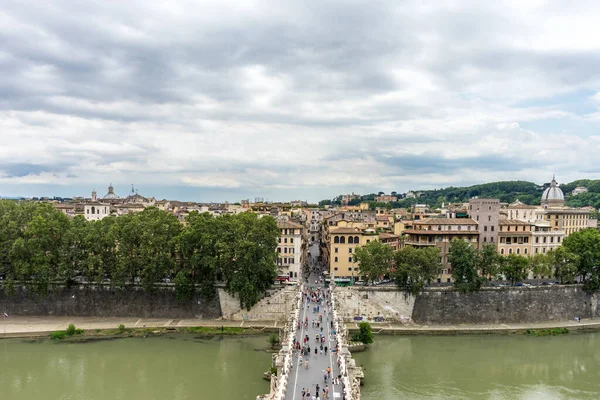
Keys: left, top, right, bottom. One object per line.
{"left": 378, "top": 232, "right": 398, "bottom": 239}
{"left": 499, "top": 220, "right": 532, "bottom": 226}
{"left": 416, "top": 218, "right": 478, "bottom": 225}
{"left": 277, "top": 221, "right": 303, "bottom": 229}
{"left": 330, "top": 227, "right": 361, "bottom": 234}
{"left": 404, "top": 229, "right": 480, "bottom": 235}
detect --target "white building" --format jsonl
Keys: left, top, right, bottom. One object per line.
{"left": 572, "top": 187, "right": 588, "bottom": 195}
{"left": 276, "top": 219, "right": 304, "bottom": 281}
{"left": 84, "top": 202, "right": 111, "bottom": 221}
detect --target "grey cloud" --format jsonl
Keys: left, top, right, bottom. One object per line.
{"left": 0, "top": 163, "right": 69, "bottom": 178}
{"left": 1, "top": 0, "right": 599, "bottom": 200}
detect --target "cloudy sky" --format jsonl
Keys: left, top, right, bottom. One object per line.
{"left": 1, "top": 0, "right": 599, "bottom": 202}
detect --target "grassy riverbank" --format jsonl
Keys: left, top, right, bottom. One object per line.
{"left": 47, "top": 324, "right": 271, "bottom": 342}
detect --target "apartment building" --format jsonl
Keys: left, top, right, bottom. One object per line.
{"left": 276, "top": 220, "right": 304, "bottom": 280}
{"left": 469, "top": 198, "right": 500, "bottom": 247}
{"left": 498, "top": 220, "right": 532, "bottom": 256}
{"left": 403, "top": 218, "right": 479, "bottom": 283}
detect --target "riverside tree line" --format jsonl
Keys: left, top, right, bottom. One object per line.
{"left": 354, "top": 228, "right": 600, "bottom": 293}
{"left": 0, "top": 201, "right": 280, "bottom": 309}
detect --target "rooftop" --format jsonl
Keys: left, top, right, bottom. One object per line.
{"left": 416, "top": 218, "right": 478, "bottom": 225}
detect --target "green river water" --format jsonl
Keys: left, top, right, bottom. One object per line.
{"left": 1, "top": 333, "right": 600, "bottom": 400}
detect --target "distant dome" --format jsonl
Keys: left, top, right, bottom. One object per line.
{"left": 103, "top": 183, "right": 120, "bottom": 200}
{"left": 541, "top": 176, "right": 564, "bottom": 207}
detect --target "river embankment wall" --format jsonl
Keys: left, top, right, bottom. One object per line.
{"left": 336, "top": 285, "right": 599, "bottom": 325}
{"left": 0, "top": 285, "right": 221, "bottom": 319}
{"left": 4, "top": 284, "right": 597, "bottom": 325}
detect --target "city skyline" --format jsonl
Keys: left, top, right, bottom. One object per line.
{"left": 1, "top": 1, "right": 600, "bottom": 202}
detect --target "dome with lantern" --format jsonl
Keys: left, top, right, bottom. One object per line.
{"left": 541, "top": 175, "right": 564, "bottom": 208}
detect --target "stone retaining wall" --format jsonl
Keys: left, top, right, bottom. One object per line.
{"left": 0, "top": 285, "right": 221, "bottom": 319}
{"left": 413, "top": 285, "right": 599, "bottom": 325}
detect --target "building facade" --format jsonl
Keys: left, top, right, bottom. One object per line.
{"left": 276, "top": 220, "right": 304, "bottom": 280}
{"left": 469, "top": 198, "right": 500, "bottom": 247}
{"left": 403, "top": 218, "right": 479, "bottom": 283}
{"left": 498, "top": 220, "right": 532, "bottom": 256}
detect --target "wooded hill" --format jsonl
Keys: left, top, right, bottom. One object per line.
{"left": 324, "top": 179, "right": 600, "bottom": 210}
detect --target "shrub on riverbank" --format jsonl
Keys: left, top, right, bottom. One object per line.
{"left": 51, "top": 324, "right": 83, "bottom": 340}
{"left": 351, "top": 322, "right": 374, "bottom": 345}
{"left": 525, "top": 327, "right": 569, "bottom": 337}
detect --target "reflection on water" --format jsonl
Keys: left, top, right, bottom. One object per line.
{"left": 0, "top": 335, "right": 270, "bottom": 400}
{"left": 354, "top": 333, "right": 600, "bottom": 400}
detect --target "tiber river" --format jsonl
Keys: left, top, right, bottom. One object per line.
{"left": 1, "top": 333, "right": 600, "bottom": 400}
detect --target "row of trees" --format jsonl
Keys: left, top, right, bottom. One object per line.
{"left": 353, "top": 241, "right": 442, "bottom": 294}
{"left": 352, "top": 228, "right": 600, "bottom": 294}
{"left": 449, "top": 229, "right": 600, "bottom": 292}
{"left": 0, "top": 201, "right": 279, "bottom": 309}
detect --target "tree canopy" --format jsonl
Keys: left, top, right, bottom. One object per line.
{"left": 0, "top": 200, "right": 280, "bottom": 308}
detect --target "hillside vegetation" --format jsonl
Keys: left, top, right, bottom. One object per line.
{"left": 324, "top": 179, "right": 600, "bottom": 210}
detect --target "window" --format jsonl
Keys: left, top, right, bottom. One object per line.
{"left": 334, "top": 236, "right": 340, "bottom": 244}
{"left": 284, "top": 258, "right": 287, "bottom": 264}
{"left": 349, "top": 248, "right": 353, "bottom": 253}
{"left": 524, "top": 249, "right": 528, "bottom": 254}
{"left": 349, "top": 257, "right": 352, "bottom": 262}
{"left": 284, "top": 248, "right": 288, "bottom": 253}
{"left": 366, "top": 240, "right": 370, "bottom": 243}
{"left": 289, "top": 257, "right": 294, "bottom": 264}
{"left": 484, "top": 237, "right": 487, "bottom": 242}
{"left": 334, "top": 267, "right": 338, "bottom": 271}
{"left": 509, "top": 249, "right": 512, "bottom": 254}
{"left": 500, "top": 249, "right": 504, "bottom": 254}
{"left": 488, "top": 216, "right": 491, "bottom": 221}
{"left": 335, "top": 248, "right": 338, "bottom": 253}
{"left": 516, "top": 248, "right": 520, "bottom": 255}
{"left": 491, "top": 226, "right": 494, "bottom": 232}
{"left": 477, "top": 216, "right": 479, "bottom": 221}
{"left": 334, "top": 257, "right": 338, "bottom": 262}
{"left": 484, "top": 226, "right": 488, "bottom": 232}
{"left": 354, "top": 236, "right": 359, "bottom": 243}
{"left": 340, "top": 236, "right": 346, "bottom": 244}
{"left": 290, "top": 248, "right": 294, "bottom": 253}
{"left": 348, "top": 268, "right": 352, "bottom": 271}
{"left": 284, "top": 238, "right": 288, "bottom": 243}
{"left": 277, "top": 247, "right": 281, "bottom": 253}
{"left": 347, "top": 236, "right": 353, "bottom": 244}
{"left": 536, "top": 237, "right": 539, "bottom": 243}
{"left": 290, "top": 238, "right": 294, "bottom": 243}
{"left": 278, "top": 238, "right": 281, "bottom": 243}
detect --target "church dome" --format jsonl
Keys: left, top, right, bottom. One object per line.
{"left": 541, "top": 176, "right": 564, "bottom": 206}
{"left": 103, "top": 183, "right": 120, "bottom": 200}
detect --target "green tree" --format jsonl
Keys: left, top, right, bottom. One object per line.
{"left": 61, "top": 215, "right": 89, "bottom": 284}
{"left": 351, "top": 322, "right": 374, "bottom": 345}
{"left": 449, "top": 239, "right": 482, "bottom": 292}
{"left": 500, "top": 254, "right": 530, "bottom": 286}
{"left": 562, "top": 229, "right": 600, "bottom": 291}
{"left": 548, "top": 247, "right": 579, "bottom": 284}
{"left": 218, "top": 213, "right": 279, "bottom": 310}
{"left": 477, "top": 244, "right": 501, "bottom": 280}
{"left": 9, "top": 203, "right": 70, "bottom": 294}
{"left": 529, "top": 252, "right": 553, "bottom": 279}
{"left": 393, "top": 246, "right": 442, "bottom": 294}
{"left": 352, "top": 240, "right": 394, "bottom": 284}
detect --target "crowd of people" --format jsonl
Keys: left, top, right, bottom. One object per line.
{"left": 288, "top": 247, "right": 344, "bottom": 400}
